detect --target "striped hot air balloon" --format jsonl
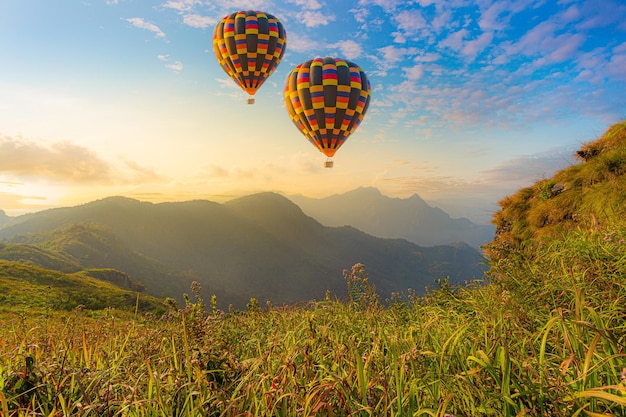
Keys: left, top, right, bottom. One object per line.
{"left": 284, "top": 57, "right": 371, "bottom": 167}
{"left": 213, "top": 10, "right": 287, "bottom": 104}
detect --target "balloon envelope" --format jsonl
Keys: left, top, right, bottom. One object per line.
{"left": 284, "top": 57, "right": 371, "bottom": 158}
{"left": 213, "top": 10, "right": 287, "bottom": 100}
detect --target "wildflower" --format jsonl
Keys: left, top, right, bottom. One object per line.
{"left": 621, "top": 367, "right": 626, "bottom": 384}
{"left": 191, "top": 280, "right": 202, "bottom": 295}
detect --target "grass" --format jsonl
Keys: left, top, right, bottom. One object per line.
{"left": 487, "top": 121, "right": 626, "bottom": 261}
{"left": 1, "top": 218, "right": 625, "bottom": 416}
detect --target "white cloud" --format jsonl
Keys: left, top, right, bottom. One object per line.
{"left": 403, "top": 64, "right": 423, "bottom": 81}
{"left": 357, "top": 0, "right": 404, "bottom": 13}
{"left": 165, "top": 61, "right": 184, "bottom": 72}
{"left": 156, "top": 55, "right": 183, "bottom": 72}
{"left": 0, "top": 135, "right": 165, "bottom": 186}
{"left": 287, "top": 0, "right": 322, "bottom": 10}
{"left": 461, "top": 31, "right": 494, "bottom": 61}
{"left": 162, "top": 0, "right": 203, "bottom": 12}
{"left": 392, "top": 32, "right": 406, "bottom": 43}
{"left": 378, "top": 45, "right": 419, "bottom": 63}
{"left": 298, "top": 11, "right": 335, "bottom": 27}
{"left": 439, "top": 28, "right": 468, "bottom": 51}
{"left": 431, "top": 8, "right": 453, "bottom": 34}
{"left": 373, "top": 45, "right": 420, "bottom": 74}
{"left": 0, "top": 136, "right": 112, "bottom": 182}
{"left": 183, "top": 14, "right": 217, "bottom": 29}
{"left": 327, "top": 40, "right": 363, "bottom": 60}
{"left": 285, "top": 33, "right": 319, "bottom": 53}
{"left": 350, "top": 7, "right": 369, "bottom": 23}
{"left": 393, "top": 9, "right": 428, "bottom": 36}
{"left": 414, "top": 52, "right": 441, "bottom": 63}
{"left": 533, "top": 32, "right": 585, "bottom": 66}
{"left": 606, "top": 51, "right": 626, "bottom": 81}
{"left": 123, "top": 17, "right": 166, "bottom": 38}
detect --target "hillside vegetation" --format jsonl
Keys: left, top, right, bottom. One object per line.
{"left": 0, "top": 121, "right": 625, "bottom": 415}
{"left": 487, "top": 120, "right": 626, "bottom": 260}
{"left": 0, "top": 260, "right": 164, "bottom": 313}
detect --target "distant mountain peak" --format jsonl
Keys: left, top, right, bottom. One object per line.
{"left": 0, "top": 210, "right": 10, "bottom": 227}
{"left": 288, "top": 187, "right": 494, "bottom": 249}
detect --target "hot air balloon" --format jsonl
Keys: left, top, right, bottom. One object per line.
{"left": 284, "top": 57, "right": 371, "bottom": 167}
{"left": 213, "top": 10, "right": 287, "bottom": 104}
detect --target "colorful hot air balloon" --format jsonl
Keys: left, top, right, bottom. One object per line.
{"left": 213, "top": 10, "right": 287, "bottom": 104}
{"left": 284, "top": 57, "right": 371, "bottom": 167}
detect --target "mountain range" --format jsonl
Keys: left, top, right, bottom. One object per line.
{"left": 288, "top": 187, "right": 495, "bottom": 249}
{"left": 0, "top": 192, "right": 486, "bottom": 309}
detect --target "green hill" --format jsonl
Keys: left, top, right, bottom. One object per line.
{"left": 0, "top": 194, "right": 486, "bottom": 309}
{"left": 487, "top": 120, "right": 626, "bottom": 260}
{"left": 0, "top": 260, "right": 164, "bottom": 313}
{"left": 0, "top": 242, "right": 81, "bottom": 273}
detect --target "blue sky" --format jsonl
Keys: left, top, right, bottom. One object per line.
{"left": 0, "top": 0, "right": 625, "bottom": 223}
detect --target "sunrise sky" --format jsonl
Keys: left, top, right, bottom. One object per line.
{"left": 1, "top": 0, "right": 625, "bottom": 223}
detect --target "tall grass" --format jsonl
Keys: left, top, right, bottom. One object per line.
{"left": 1, "top": 222, "right": 626, "bottom": 416}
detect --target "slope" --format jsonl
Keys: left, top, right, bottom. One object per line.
{"left": 1, "top": 193, "right": 486, "bottom": 308}
{"left": 486, "top": 120, "right": 626, "bottom": 260}
{"left": 0, "top": 260, "right": 164, "bottom": 313}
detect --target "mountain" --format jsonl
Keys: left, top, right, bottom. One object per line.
{"left": 288, "top": 187, "right": 495, "bottom": 249}
{"left": 0, "top": 210, "right": 10, "bottom": 227}
{"left": 6, "top": 222, "right": 190, "bottom": 300}
{"left": 486, "top": 120, "right": 626, "bottom": 260}
{"left": 0, "top": 260, "right": 164, "bottom": 313}
{"left": 0, "top": 193, "right": 485, "bottom": 308}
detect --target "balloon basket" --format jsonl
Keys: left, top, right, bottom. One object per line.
{"left": 247, "top": 97, "right": 255, "bottom": 104}
{"left": 324, "top": 160, "right": 334, "bottom": 168}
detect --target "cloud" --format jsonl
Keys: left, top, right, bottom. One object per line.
{"left": 439, "top": 28, "right": 468, "bottom": 52}
{"left": 162, "top": 0, "right": 203, "bottom": 12}
{"left": 297, "top": 11, "right": 335, "bottom": 27}
{"left": 284, "top": 33, "right": 319, "bottom": 53}
{"left": 157, "top": 55, "right": 183, "bottom": 72}
{"left": 393, "top": 9, "right": 428, "bottom": 36}
{"left": 575, "top": 0, "right": 626, "bottom": 30}
{"left": 183, "top": 14, "right": 217, "bottom": 28}
{"left": 403, "top": 64, "right": 423, "bottom": 81}
{"left": 287, "top": 0, "right": 322, "bottom": 10}
{"left": 461, "top": 31, "right": 494, "bottom": 61}
{"left": 377, "top": 45, "right": 419, "bottom": 66}
{"left": 350, "top": 6, "right": 369, "bottom": 23}
{"left": 165, "top": 61, "right": 183, "bottom": 72}
{"left": 0, "top": 136, "right": 113, "bottom": 182}
{"left": 357, "top": 0, "right": 405, "bottom": 13}
{"left": 0, "top": 135, "right": 161, "bottom": 184}
{"left": 123, "top": 17, "right": 166, "bottom": 38}
{"left": 327, "top": 40, "right": 363, "bottom": 60}
{"left": 0, "top": 191, "right": 50, "bottom": 214}
{"left": 606, "top": 44, "right": 626, "bottom": 81}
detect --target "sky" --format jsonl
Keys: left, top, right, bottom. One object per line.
{"left": 1, "top": 0, "right": 625, "bottom": 224}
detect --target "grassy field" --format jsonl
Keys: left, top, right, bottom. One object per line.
{"left": 1, "top": 219, "right": 625, "bottom": 416}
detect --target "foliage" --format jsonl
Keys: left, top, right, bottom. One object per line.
{"left": 0, "top": 260, "right": 164, "bottom": 314}
{"left": 487, "top": 120, "right": 626, "bottom": 260}
{"left": 2, "top": 222, "right": 625, "bottom": 416}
